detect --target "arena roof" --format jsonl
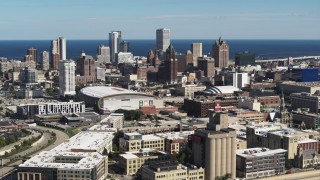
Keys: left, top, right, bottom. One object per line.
{"left": 202, "top": 86, "right": 241, "bottom": 94}
{"left": 80, "top": 86, "right": 152, "bottom": 98}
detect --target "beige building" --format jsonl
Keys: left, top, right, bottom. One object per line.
{"left": 119, "top": 133, "right": 164, "bottom": 152}
{"left": 118, "top": 149, "right": 169, "bottom": 175}
{"left": 141, "top": 160, "right": 204, "bottom": 180}
{"left": 238, "top": 97, "right": 261, "bottom": 112}
{"left": 213, "top": 37, "right": 229, "bottom": 68}
{"left": 191, "top": 43, "right": 202, "bottom": 67}
{"left": 291, "top": 92, "right": 320, "bottom": 113}
{"left": 176, "top": 84, "right": 206, "bottom": 98}
{"left": 192, "top": 110, "right": 237, "bottom": 180}
{"left": 279, "top": 81, "right": 320, "bottom": 95}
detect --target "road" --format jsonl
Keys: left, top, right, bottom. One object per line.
{"left": 0, "top": 129, "right": 41, "bottom": 156}
{"left": 259, "top": 169, "right": 320, "bottom": 180}
{"left": 0, "top": 126, "right": 69, "bottom": 178}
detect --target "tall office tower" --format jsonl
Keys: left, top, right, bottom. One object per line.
{"left": 19, "top": 68, "right": 38, "bottom": 84}
{"left": 213, "top": 37, "right": 229, "bottom": 69}
{"left": 192, "top": 110, "right": 236, "bottom": 180}
{"left": 77, "top": 51, "right": 96, "bottom": 76}
{"left": 40, "top": 51, "right": 50, "bottom": 71}
{"left": 120, "top": 41, "right": 130, "bottom": 52}
{"left": 59, "top": 59, "right": 76, "bottom": 97}
{"left": 191, "top": 43, "right": 203, "bottom": 67}
{"left": 198, "top": 56, "right": 215, "bottom": 77}
{"left": 27, "top": 48, "right": 37, "bottom": 62}
{"left": 109, "top": 31, "right": 122, "bottom": 64}
{"left": 156, "top": 28, "right": 170, "bottom": 52}
{"left": 97, "top": 45, "right": 110, "bottom": 63}
{"left": 147, "top": 50, "right": 155, "bottom": 65}
{"left": 51, "top": 39, "right": 60, "bottom": 69}
{"left": 59, "top": 36, "right": 67, "bottom": 60}
{"left": 186, "top": 50, "right": 193, "bottom": 65}
{"left": 157, "top": 44, "right": 178, "bottom": 84}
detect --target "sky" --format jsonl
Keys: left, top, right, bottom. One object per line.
{"left": 0, "top": 0, "right": 319, "bottom": 40}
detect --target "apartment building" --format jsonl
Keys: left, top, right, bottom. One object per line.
{"left": 119, "top": 133, "right": 164, "bottom": 152}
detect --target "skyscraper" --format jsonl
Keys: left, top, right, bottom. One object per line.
{"left": 27, "top": 48, "right": 37, "bottom": 62}
{"left": 77, "top": 51, "right": 96, "bottom": 76}
{"left": 40, "top": 51, "right": 50, "bottom": 71}
{"left": 59, "top": 36, "right": 67, "bottom": 60}
{"left": 213, "top": 37, "right": 229, "bottom": 69}
{"left": 109, "top": 31, "right": 121, "bottom": 64}
{"left": 120, "top": 41, "right": 130, "bottom": 52}
{"left": 192, "top": 110, "right": 236, "bottom": 180}
{"left": 191, "top": 43, "right": 203, "bottom": 66}
{"left": 156, "top": 28, "right": 170, "bottom": 52}
{"left": 198, "top": 56, "right": 215, "bottom": 77}
{"left": 235, "top": 51, "right": 255, "bottom": 66}
{"left": 51, "top": 39, "right": 60, "bottom": 69}
{"left": 97, "top": 45, "right": 110, "bottom": 63}
{"left": 59, "top": 59, "right": 76, "bottom": 98}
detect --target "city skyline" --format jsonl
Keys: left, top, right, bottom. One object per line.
{"left": 0, "top": 0, "right": 319, "bottom": 40}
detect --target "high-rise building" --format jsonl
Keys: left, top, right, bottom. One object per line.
{"left": 109, "top": 31, "right": 121, "bottom": 64}
{"left": 97, "top": 45, "right": 110, "bottom": 63}
{"left": 198, "top": 56, "right": 215, "bottom": 77}
{"left": 59, "top": 36, "right": 67, "bottom": 60}
{"left": 232, "top": 72, "right": 250, "bottom": 88}
{"left": 27, "top": 48, "right": 37, "bottom": 62}
{"left": 213, "top": 37, "right": 229, "bottom": 68}
{"left": 192, "top": 110, "right": 237, "bottom": 180}
{"left": 191, "top": 43, "right": 202, "bottom": 66}
{"left": 51, "top": 39, "right": 60, "bottom": 69}
{"left": 77, "top": 51, "right": 96, "bottom": 76}
{"left": 235, "top": 51, "right": 255, "bottom": 66}
{"left": 59, "top": 59, "right": 76, "bottom": 97}
{"left": 157, "top": 44, "right": 178, "bottom": 84}
{"left": 156, "top": 28, "right": 170, "bottom": 52}
{"left": 40, "top": 51, "right": 50, "bottom": 71}
{"left": 120, "top": 41, "right": 130, "bottom": 52}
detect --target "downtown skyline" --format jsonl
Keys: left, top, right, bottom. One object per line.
{"left": 0, "top": 0, "right": 319, "bottom": 40}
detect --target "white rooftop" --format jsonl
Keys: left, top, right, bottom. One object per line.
{"left": 236, "top": 148, "right": 287, "bottom": 158}
{"left": 298, "top": 139, "right": 319, "bottom": 144}
{"left": 80, "top": 86, "right": 147, "bottom": 98}
{"left": 19, "top": 151, "right": 104, "bottom": 169}
{"left": 88, "top": 125, "right": 117, "bottom": 132}
{"left": 52, "top": 131, "right": 114, "bottom": 152}
{"left": 156, "top": 131, "right": 194, "bottom": 140}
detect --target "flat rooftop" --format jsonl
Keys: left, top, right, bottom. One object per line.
{"left": 281, "top": 81, "right": 320, "bottom": 87}
{"left": 156, "top": 131, "right": 194, "bottom": 140}
{"left": 88, "top": 125, "right": 117, "bottom": 132}
{"left": 237, "top": 148, "right": 287, "bottom": 158}
{"left": 19, "top": 151, "right": 104, "bottom": 169}
{"left": 52, "top": 131, "right": 114, "bottom": 152}
{"left": 142, "top": 134, "right": 163, "bottom": 141}
{"left": 80, "top": 86, "right": 149, "bottom": 98}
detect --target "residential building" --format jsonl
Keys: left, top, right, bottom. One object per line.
{"left": 156, "top": 131, "right": 194, "bottom": 154}
{"left": 156, "top": 28, "right": 170, "bottom": 52}
{"left": 109, "top": 31, "right": 121, "bottom": 64}
{"left": 183, "top": 98, "right": 214, "bottom": 118}
{"left": 97, "top": 44, "right": 110, "bottom": 63}
{"left": 27, "top": 47, "right": 37, "bottom": 62}
{"left": 141, "top": 160, "right": 205, "bottom": 180}
{"left": 157, "top": 44, "right": 178, "bottom": 84}
{"left": 192, "top": 110, "right": 237, "bottom": 180}
{"left": 213, "top": 37, "right": 229, "bottom": 68}
{"left": 99, "top": 113, "right": 124, "bottom": 129}
{"left": 40, "top": 51, "right": 50, "bottom": 71}
{"left": 59, "top": 36, "right": 66, "bottom": 60}
{"left": 59, "top": 59, "right": 76, "bottom": 97}
{"left": 236, "top": 148, "right": 287, "bottom": 179}
{"left": 77, "top": 52, "right": 96, "bottom": 77}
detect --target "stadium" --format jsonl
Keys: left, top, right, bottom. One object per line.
{"left": 79, "top": 86, "right": 156, "bottom": 113}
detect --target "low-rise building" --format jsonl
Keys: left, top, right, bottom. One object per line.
{"left": 18, "top": 151, "right": 108, "bottom": 180}
{"left": 236, "top": 148, "right": 287, "bottom": 179}
{"left": 176, "top": 84, "right": 206, "bottom": 99}
{"left": 291, "top": 92, "right": 320, "bottom": 113}
{"left": 100, "top": 113, "right": 124, "bottom": 129}
{"left": 119, "top": 149, "right": 170, "bottom": 175}
{"left": 292, "top": 110, "right": 320, "bottom": 129}
{"left": 141, "top": 160, "right": 205, "bottom": 180}
{"left": 156, "top": 131, "right": 193, "bottom": 154}
{"left": 119, "top": 133, "right": 164, "bottom": 152}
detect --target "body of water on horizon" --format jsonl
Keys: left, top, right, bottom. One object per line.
{"left": 0, "top": 39, "right": 319, "bottom": 61}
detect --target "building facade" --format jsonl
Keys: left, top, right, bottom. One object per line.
{"left": 41, "top": 51, "right": 50, "bottom": 71}
{"left": 213, "top": 37, "right": 229, "bottom": 68}
{"left": 235, "top": 51, "right": 255, "bottom": 66}
{"left": 156, "top": 28, "right": 170, "bottom": 52}
{"left": 59, "top": 59, "right": 76, "bottom": 97}
{"left": 191, "top": 43, "right": 202, "bottom": 66}
{"left": 291, "top": 92, "right": 320, "bottom": 113}
{"left": 109, "top": 31, "right": 121, "bottom": 64}
{"left": 192, "top": 111, "right": 237, "bottom": 180}
{"left": 198, "top": 56, "right": 215, "bottom": 77}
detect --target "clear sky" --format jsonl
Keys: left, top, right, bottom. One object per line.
{"left": 0, "top": 0, "right": 319, "bottom": 40}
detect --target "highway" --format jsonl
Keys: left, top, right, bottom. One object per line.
{"left": 0, "top": 126, "right": 69, "bottom": 179}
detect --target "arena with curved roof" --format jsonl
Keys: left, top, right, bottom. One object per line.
{"left": 79, "top": 86, "right": 156, "bottom": 113}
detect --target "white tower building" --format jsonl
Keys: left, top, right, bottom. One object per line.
{"left": 59, "top": 36, "right": 67, "bottom": 60}
{"left": 59, "top": 59, "right": 76, "bottom": 97}
{"left": 109, "top": 31, "right": 121, "bottom": 64}
{"left": 156, "top": 28, "right": 170, "bottom": 52}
